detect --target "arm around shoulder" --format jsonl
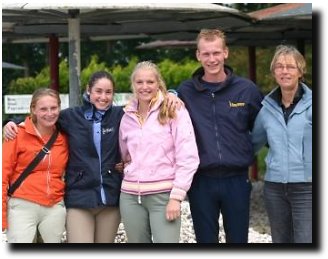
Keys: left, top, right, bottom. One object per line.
{"left": 170, "top": 107, "right": 199, "bottom": 201}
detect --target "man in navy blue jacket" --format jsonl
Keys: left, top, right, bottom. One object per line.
{"left": 177, "top": 29, "right": 263, "bottom": 243}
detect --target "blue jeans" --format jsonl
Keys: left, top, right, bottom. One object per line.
{"left": 264, "top": 181, "right": 312, "bottom": 243}
{"left": 188, "top": 172, "right": 251, "bottom": 243}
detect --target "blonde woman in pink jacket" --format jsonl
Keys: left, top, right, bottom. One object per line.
{"left": 119, "top": 61, "right": 199, "bottom": 243}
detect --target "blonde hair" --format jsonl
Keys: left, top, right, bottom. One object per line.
{"left": 197, "top": 28, "right": 227, "bottom": 49}
{"left": 30, "top": 88, "right": 61, "bottom": 123}
{"left": 130, "top": 61, "right": 175, "bottom": 125}
{"left": 270, "top": 44, "right": 306, "bottom": 80}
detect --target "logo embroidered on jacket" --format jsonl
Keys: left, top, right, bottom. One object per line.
{"left": 229, "top": 101, "right": 246, "bottom": 107}
{"left": 102, "top": 127, "right": 114, "bottom": 134}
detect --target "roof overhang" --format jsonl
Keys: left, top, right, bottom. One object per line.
{"left": 2, "top": 2, "right": 253, "bottom": 44}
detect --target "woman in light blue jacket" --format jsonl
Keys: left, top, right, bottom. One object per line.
{"left": 252, "top": 45, "right": 312, "bottom": 243}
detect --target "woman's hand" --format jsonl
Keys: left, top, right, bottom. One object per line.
{"left": 114, "top": 162, "right": 124, "bottom": 173}
{"left": 115, "top": 156, "right": 131, "bottom": 173}
{"left": 166, "top": 199, "right": 181, "bottom": 221}
{"left": 3, "top": 121, "right": 18, "bottom": 141}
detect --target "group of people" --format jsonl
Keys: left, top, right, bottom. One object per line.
{"left": 2, "top": 28, "right": 312, "bottom": 244}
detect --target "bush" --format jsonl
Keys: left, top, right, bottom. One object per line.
{"left": 257, "top": 146, "right": 269, "bottom": 179}
{"left": 7, "top": 55, "right": 200, "bottom": 95}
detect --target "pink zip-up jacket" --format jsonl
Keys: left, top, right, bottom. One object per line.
{"left": 119, "top": 93, "right": 199, "bottom": 201}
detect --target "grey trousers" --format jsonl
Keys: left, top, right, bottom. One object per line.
{"left": 120, "top": 192, "right": 181, "bottom": 243}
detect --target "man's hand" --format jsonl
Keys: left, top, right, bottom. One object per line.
{"left": 4, "top": 121, "right": 18, "bottom": 141}
{"left": 166, "top": 92, "right": 184, "bottom": 112}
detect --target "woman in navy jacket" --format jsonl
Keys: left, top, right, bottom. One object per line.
{"left": 59, "top": 71, "right": 124, "bottom": 243}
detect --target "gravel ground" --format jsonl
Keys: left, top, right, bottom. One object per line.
{"left": 2, "top": 181, "right": 271, "bottom": 243}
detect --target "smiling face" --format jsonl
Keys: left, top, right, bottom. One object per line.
{"left": 273, "top": 54, "right": 302, "bottom": 92}
{"left": 88, "top": 77, "right": 114, "bottom": 110}
{"left": 32, "top": 95, "right": 60, "bottom": 132}
{"left": 196, "top": 36, "right": 228, "bottom": 82}
{"left": 132, "top": 68, "right": 159, "bottom": 105}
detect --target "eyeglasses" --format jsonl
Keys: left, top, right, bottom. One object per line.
{"left": 274, "top": 64, "right": 298, "bottom": 72}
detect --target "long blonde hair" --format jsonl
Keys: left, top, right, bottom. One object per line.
{"left": 130, "top": 61, "right": 176, "bottom": 125}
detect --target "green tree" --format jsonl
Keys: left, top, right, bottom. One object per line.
{"left": 227, "top": 3, "right": 280, "bottom": 12}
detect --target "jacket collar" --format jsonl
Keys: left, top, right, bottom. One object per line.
{"left": 269, "top": 83, "right": 304, "bottom": 106}
{"left": 191, "top": 65, "right": 234, "bottom": 92}
{"left": 124, "top": 91, "right": 164, "bottom": 114}
{"left": 22, "top": 116, "right": 37, "bottom": 136}
{"left": 264, "top": 83, "right": 312, "bottom": 112}
{"left": 82, "top": 92, "right": 111, "bottom": 122}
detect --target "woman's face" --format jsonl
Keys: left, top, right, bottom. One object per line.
{"left": 273, "top": 54, "right": 302, "bottom": 91}
{"left": 32, "top": 95, "right": 60, "bottom": 129}
{"left": 133, "top": 69, "right": 159, "bottom": 104}
{"left": 88, "top": 78, "right": 114, "bottom": 110}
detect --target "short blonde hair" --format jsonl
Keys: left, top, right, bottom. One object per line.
{"left": 196, "top": 28, "right": 227, "bottom": 49}
{"left": 131, "top": 61, "right": 175, "bottom": 125}
{"left": 270, "top": 45, "right": 306, "bottom": 79}
{"left": 30, "top": 88, "right": 61, "bottom": 123}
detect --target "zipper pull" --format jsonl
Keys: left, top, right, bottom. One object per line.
{"left": 138, "top": 195, "right": 141, "bottom": 204}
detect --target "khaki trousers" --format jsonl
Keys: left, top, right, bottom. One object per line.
{"left": 66, "top": 207, "right": 120, "bottom": 243}
{"left": 7, "top": 198, "right": 66, "bottom": 243}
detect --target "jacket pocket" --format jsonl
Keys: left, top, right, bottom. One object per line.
{"left": 303, "top": 119, "right": 312, "bottom": 181}
{"left": 65, "top": 169, "right": 84, "bottom": 188}
{"left": 102, "top": 165, "right": 123, "bottom": 206}
{"left": 303, "top": 120, "right": 312, "bottom": 163}
{"left": 65, "top": 164, "right": 99, "bottom": 189}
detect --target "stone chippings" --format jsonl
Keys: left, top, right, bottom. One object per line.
{"left": 2, "top": 181, "right": 271, "bottom": 243}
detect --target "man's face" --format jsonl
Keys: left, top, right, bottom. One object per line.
{"left": 196, "top": 37, "right": 228, "bottom": 78}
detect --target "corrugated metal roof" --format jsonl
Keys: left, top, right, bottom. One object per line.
{"left": 249, "top": 3, "right": 312, "bottom": 20}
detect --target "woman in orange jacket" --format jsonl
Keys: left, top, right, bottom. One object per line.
{"left": 2, "top": 88, "right": 68, "bottom": 243}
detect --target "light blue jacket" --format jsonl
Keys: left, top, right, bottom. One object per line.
{"left": 252, "top": 83, "right": 312, "bottom": 183}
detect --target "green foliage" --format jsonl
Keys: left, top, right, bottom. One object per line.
{"left": 6, "top": 45, "right": 313, "bottom": 97}
{"left": 304, "top": 45, "right": 313, "bottom": 87}
{"left": 80, "top": 55, "right": 110, "bottom": 90}
{"left": 256, "top": 146, "right": 269, "bottom": 179}
{"left": 158, "top": 59, "right": 199, "bottom": 89}
{"left": 226, "top": 47, "right": 249, "bottom": 77}
{"left": 111, "top": 57, "right": 138, "bottom": 93}
{"left": 255, "top": 48, "right": 276, "bottom": 94}
{"left": 6, "top": 55, "right": 201, "bottom": 95}
{"left": 58, "top": 59, "right": 69, "bottom": 93}
{"left": 8, "top": 66, "right": 50, "bottom": 94}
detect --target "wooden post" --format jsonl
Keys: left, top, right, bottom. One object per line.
{"left": 49, "top": 34, "right": 59, "bottom": 91}
{"left": 248, "top": 45, "right": 258, "bottom": 181}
